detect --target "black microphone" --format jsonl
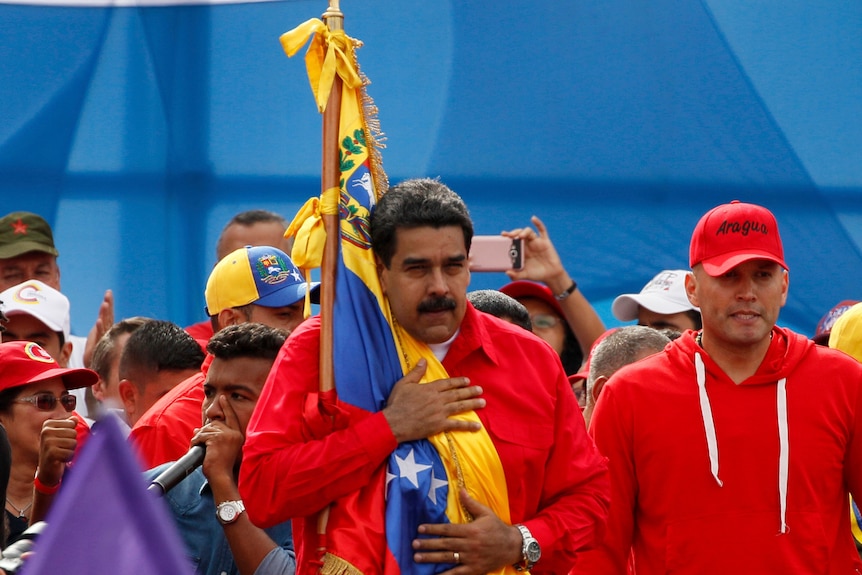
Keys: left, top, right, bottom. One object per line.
{"left": 147, "top": 445, "right": 206, "bottom": 495}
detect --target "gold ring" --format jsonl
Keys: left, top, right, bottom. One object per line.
{"left": 454, "top": 551, "right": 460, "bottom": 564}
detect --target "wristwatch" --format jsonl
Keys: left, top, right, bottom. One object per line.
{"left": 216, "top": 500, "right": 245, "bottom": 525}
{"left": 513, "top": 524, "right": 541, "bottom": 571}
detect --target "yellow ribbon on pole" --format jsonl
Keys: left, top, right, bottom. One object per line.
{"left": 281, "top": 18, "right": 362, "bottom": 113}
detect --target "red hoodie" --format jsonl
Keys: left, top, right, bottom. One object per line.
{"left": 574, "top": 326, "right": 862, "bottom": 574}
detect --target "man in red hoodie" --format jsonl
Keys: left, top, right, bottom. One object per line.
{"left": 573, "top": 200, "right": 862, "bottom": 574}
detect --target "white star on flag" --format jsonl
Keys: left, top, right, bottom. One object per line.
{"left": 426, "top": 468, "right": 448, "bottom": 505}
{"left": 385, "top": 469, "right": 397, "bottom": 501}
{"left": 395, "top": 447, "right": 431, "bottom": 488}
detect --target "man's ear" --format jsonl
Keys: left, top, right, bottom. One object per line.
{"left": 591, "top": 375, "right": 609, "bottom": 404}
{"left": 780, "top": 269, "right": 789, "bottom": 306}
{"left": 684, "top": 271, "right": 699, "bottom": 309}
{"left": 117, "top": 379, "right": 137, "bottom": 419}
{"left": 57, "top": 340, "right": 73, "bottom": 368}
{"left": 217, "top": 308, "right": 244, "bottom": 328}
{"left": 91, "top": 380, "right": 106, "bottom": 403}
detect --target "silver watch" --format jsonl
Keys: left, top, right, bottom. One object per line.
{"left": 216, "top": 500, "right": 245, "bottom": 525}
{"left": 513, "top": 524, "right": 541, "bottom": 571}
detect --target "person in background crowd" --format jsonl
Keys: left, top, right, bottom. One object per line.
{"left": 0, "top": 281, "right": 73, "bottom": 367}
{"left": 581, "top": 325, "right": 670, "bottom": 428}
{"left": 812, "top": 299, "right": 859, "bottom": 346}
{"left": 567, "top": 328, "right": 618, "bottom": 410}
{"left": 90, "top": 317, "right": 152, "bottom": 434}
{"left": 501, "top": 216, "right": 607, "bottom": 374}
{"left": 0, "top": 211, "right": 113, "bottom": 417}
{"left": 612, "top": 269, "right": 702, "bottom": 332}
{"left": 118, "top": 320, "right": 204, "bottom": 428}
{"left": 0, "top": 424, "right": 10, "bottom": 552}
{"left": 466, "top": 289, "right": 532, "bottom": 331}
{"left": 0, "top": 281, "right": 92, "bottom": 445}
{"left": 185, "top": 209, "right": 291, "bottom": 345}
{"left": 827, "top": 301, "right": 862, "bottom": 561}
{"left": 0, "top": 341, "right": 97, "bottom": 543}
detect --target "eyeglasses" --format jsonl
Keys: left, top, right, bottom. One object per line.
{"left": 16, "top": 392, "right": 77, "bottom": 412}
{"left": 531, "top": 314, "right": 562, "bottom": 329}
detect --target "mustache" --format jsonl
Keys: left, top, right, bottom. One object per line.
{"left": 417, "top": 297, "right": 457, "bottom": 313}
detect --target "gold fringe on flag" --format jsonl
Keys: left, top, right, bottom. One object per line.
{"left": 320, "top": 553, "right": 363, "bottom": 575}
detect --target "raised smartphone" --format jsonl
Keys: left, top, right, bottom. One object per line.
{"left": 469, "top": 236, "right": 524, "bottom": 272}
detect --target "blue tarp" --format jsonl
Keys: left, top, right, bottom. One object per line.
{"left": 1, "top": 0, "right": 860, "bottom": 335}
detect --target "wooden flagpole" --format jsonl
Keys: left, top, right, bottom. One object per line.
{"left": 319, "top": 0, "right": 343, "bottom": 396}
{"left": 316, "top": 0, "right": 343, "bottom": 561}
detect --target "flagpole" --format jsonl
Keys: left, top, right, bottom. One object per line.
{"left": 319, "top": 0, "right": 343, "bottom": 396}
{"left": 316, "top": 0, "right": 343, "bottom": 561}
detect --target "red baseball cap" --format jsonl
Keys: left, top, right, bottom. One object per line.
{"left": 0, "top": 341, "right": 98, "bottom": 393}
{"left": 498, "top": 281, "right": 565, "bottom": 318}
{"left": 689, "top": 200, "right": 788, "bottom": 276}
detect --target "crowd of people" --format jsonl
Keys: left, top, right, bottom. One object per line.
{"left": 0, "top": 185, "right": 861, "bottom": 575}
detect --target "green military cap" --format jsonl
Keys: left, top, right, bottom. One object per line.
{"left": 0, "top": 212, "right": 59, "bottom": 259}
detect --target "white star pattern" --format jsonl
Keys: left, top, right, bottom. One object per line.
{"left": 395, "top": 448, "right": 431, "bottom": 488}
{"left": 426, "top": 468, "right": 448, "bottom": 505}
{"left": 385, "top": 469, "right": 397, "bottom": 501}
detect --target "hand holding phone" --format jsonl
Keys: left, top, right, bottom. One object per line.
{"left": 469, "top": 236, "right": 524, "bottom": 272}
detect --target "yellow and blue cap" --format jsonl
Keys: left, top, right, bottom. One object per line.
{"left": 204, "top": 246, "right": 320, "bottom": 316}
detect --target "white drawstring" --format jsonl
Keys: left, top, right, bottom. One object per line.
{"left": 694, "top": 351, "right": 790, "bottom": 533}
{"left": 777, "top": 377, "right": 789, "bottom": 534}
{"left": 695, "top": 353, "right": 723, "bottom": 487}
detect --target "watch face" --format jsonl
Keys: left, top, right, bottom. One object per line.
{"left": 219, "top": 504, "right": 238, "bottom": 522}
{"left": 526, "top": 540, "right": 541, "bottom": 563}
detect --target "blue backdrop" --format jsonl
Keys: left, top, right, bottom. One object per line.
{"left": 1, "top": 0, "right": 860, "bottom": 335}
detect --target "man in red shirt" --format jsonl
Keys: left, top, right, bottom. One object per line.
{"left": 239, "top": 179, "right": 609, "bottom": 574}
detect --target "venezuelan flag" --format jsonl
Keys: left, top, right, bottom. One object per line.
{"left": 284, "top": 17, "right": 515, "bottom": 575}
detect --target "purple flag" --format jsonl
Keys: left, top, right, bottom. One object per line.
{"left": 19, "top": 415, "right": 194, "bottom": 575}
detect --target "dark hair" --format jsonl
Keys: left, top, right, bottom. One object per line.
{"left": 206, "top": 323, "right": 287, "bottom": 362}
{"left": 370, "top": 178, "right": 474, "bottom": 268}
{"left": 560, "top": 326, "right": 584, "bottom": 376}
{"left": 684, "top": 309, "right": 703, "bottom": 330}
{"left": 657, "top": 327, "right": 684, "bottom": 341}
{"left": 467, "top": 290, "right": 532, "bottom": 332}
{"left": 90, "top": 317, "right": 152, "bottom": 382}
{"left": 0, "top": 424, "right": 9, "bottom": 546}
{"left": 118, "top": 320, "right": 205, "bottom": 385}
{"left": 216, "top": 209, "right": 287, "bottom": 259}
{"left": 222, "top": 209, "right": 286, "bottom": 230}
{"left": 0, "top": 388, "right": 19, "bottom": 415}
{"left": 0, "top": 299, "right": 7, "bottom": 334}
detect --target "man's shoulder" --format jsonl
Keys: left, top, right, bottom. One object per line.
{"left": 293, "top": 314, "right": 322, "bottom": 337}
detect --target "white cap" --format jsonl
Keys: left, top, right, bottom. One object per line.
{"left": 612, "top": 269, "right": 698, "bottom": 322}
{"left": 0, "top": 280, "right": 71, "bottom": 340}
